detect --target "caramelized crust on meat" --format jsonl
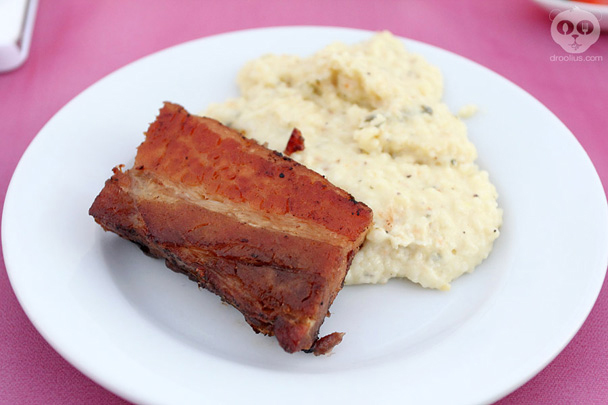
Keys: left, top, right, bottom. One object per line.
{"left": 89, "top": 102, "right": 373, "bottom": 353}
{"left": 306, "top": 332, "right": 345, "bottom": 356}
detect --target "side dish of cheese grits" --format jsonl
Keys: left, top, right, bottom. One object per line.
{"left": 204, "top": 31, "right": 503, "bottom": 290}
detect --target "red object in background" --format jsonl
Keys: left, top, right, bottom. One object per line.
{"left": 573, "top": 0, "right": 608, "bottom": 5}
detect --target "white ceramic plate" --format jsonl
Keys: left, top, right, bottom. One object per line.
{"left": 3, "top": 27, "right": 607, "bottom": 405}
{"left": 532, "top": 0, "right": 608, "bottom": 30}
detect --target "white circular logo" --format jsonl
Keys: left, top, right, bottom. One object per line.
{"left": 551, "top": 7, "right": 600, "bottom": 53}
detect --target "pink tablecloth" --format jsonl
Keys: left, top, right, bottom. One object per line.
{"left": 1, "top": 0, "right": 607, "bottom": 403}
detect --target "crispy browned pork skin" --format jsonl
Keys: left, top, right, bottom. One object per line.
{"left": 284, "top": 127, "right": 305, "bottom": 156}
{"left": 89, "top": 102, "right": 373, "bottom": 354}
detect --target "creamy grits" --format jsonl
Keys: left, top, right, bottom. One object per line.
{"left": 204, "top": 32, "right": 503, "bottom": 290}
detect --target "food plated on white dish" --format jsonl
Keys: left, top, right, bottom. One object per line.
{"left": 3, "top": 27, "right": 607, "bottom": 404}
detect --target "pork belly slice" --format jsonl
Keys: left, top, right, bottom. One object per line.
{"left": 89, "top": 102, "right": 373, "bottom": 353}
